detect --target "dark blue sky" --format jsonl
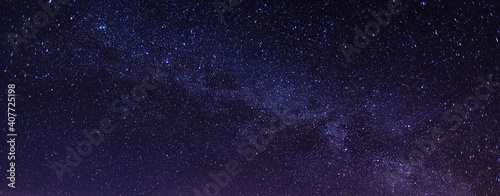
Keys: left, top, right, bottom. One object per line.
{"left": 1, "top": 0, "right": 499, "bottom": 195}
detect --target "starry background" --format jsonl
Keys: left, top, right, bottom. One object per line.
{"left": 1, "top": 0, "right": 500, "bottom": 195}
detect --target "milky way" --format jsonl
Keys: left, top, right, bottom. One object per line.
{"left": 1, "top": 0, "right": 500, "bottom": 195}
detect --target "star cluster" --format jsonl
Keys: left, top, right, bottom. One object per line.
{"left": 1, "top": 0, "right": 499, "bottom": 195}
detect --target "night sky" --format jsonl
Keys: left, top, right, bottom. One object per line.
{"left": 1, "top": 0, "right": 500, "bottom": 195}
